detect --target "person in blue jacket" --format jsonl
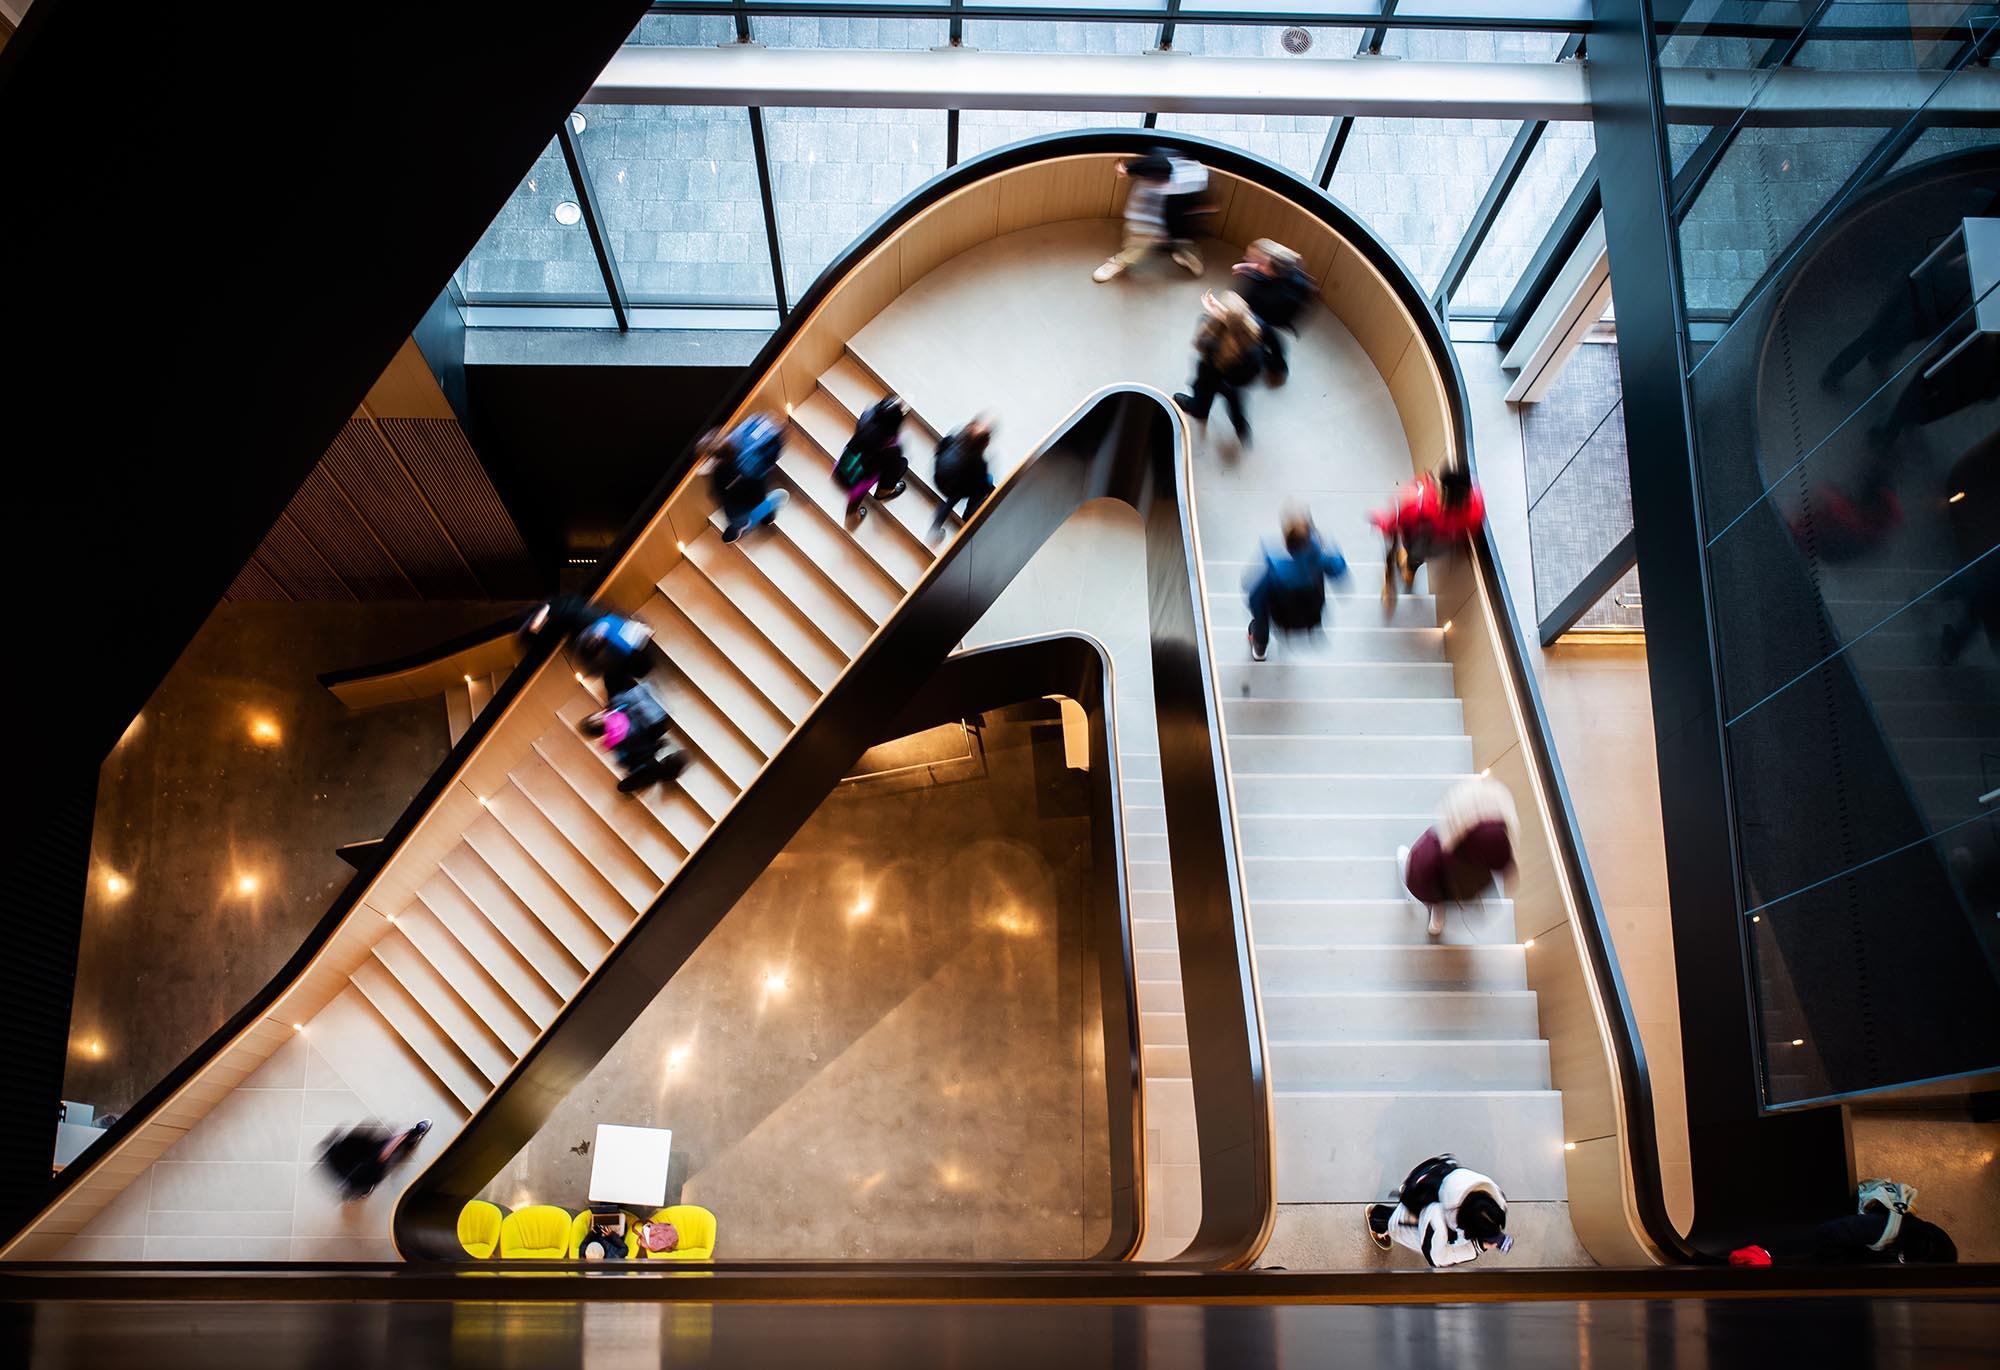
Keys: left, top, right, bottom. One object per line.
{"left": 1245, "top": 502, "right": 1348, "bottom": 661}
{"left": 520, "top": 596, "right": 657, "bottom": 696}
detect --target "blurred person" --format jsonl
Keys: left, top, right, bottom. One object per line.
{"left": 1243, "top": 501, "right": 1349, "bottom": 661}
{"left": 580, "top": 680, "right": 689, "bottom": 795}
{"left": 316, "top": 1119, "right": 431, "bottom": 1203}
{"left": 835, "top": 394, "right": 910, "bottom": 523}
{"left": 701, "top": 413, "right": 790, "bottom": 545}
{"left": 1173, "top": 290, "right": 1264, "bottom": 444}
{"left": 1371, "top": 464, "right": 1487, "bottom": 606}
{"left": 1365, "top": 1153, "right": 1511, "bottom": 1267}
{"left": 520, "top": 597, "right": 656, "bottom": 696}
{"left": 1093, "top": 150, "right": 1207, "bottom": 283}
{"left": 1232, "top": 238, "right": 1314, "bottom": 380}
{"left": 1398, "top": 776, "right": 1518, "bottom": 938}
{"left": 929, "top": 415, "right": 997, "bottom": 539}
{"left": 1789, "top": 460, "right": 1901, "bottom": 563}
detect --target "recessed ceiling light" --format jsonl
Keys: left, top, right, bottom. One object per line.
{"left": 554, "top": 201, "right": 583, "bottom": 226}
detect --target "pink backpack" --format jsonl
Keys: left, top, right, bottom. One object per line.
{"left": 641, "top": 1220, "right": 679, "bottom": 1253}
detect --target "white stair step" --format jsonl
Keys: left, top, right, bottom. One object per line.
{"left": 1127, "top": 859, "right": 1173, "bottom": 894}
{"left": 582, "top": 649, "right": 766, "bottom": 791}
{"left": 1123, "top": 779, "right": 1163, "bottom": 809}
{"left": 389, "top": 902, "right": 540, "bottom": 1056}
{"left": 547, "top": 699, "right": 724, "bottom": 848}
{"left": 816, "top": 354, "right": 891, "bottom": 419}
{"left": 1209, "top": 625, "right": 1445, "bottom": 664}
{"left": 349, "top": 958, "right": 488, "bottom": 1111}
{"left": 1142, "top": 1010, "right": 1186, "bottom": 1046}
{"left": 1131, "top": 916, "right": 1179, "bottom": 951}
{"left": 660, "top": 561, "right": 822, "bottom": 720}
{"left": 1253, "top": 898, "right": 1517, "bottom": 946}
{"left": 529, "top": 727, "right": 687, "bottom": 882}
{"left": 1269, "top": 1040, "right": 1550, "bottom": 1092}
{"left": 1132, "top": 889, "right": 1175, "bottom": 920}
{"left": 460, "top": 815, "right": 613, "bottom": 968}
{"left": 637, "top": 594, "right": 799, "bottom": 752}
{"left": 369, "top": 929, "right": 513, "bottom": 1085}
{"left": 1128, "top": 833, "right": 1171, "bottom": 863}
{"left": 1207, "top": 588, "right": 1438, "bottom": 631}
{"left": 775, "top": 443, "right": 932, "bottom": 589}
{"left": 1260, "top": 990, "right": 1541, "bottom": 1041}
{"left": 791, "top": 390, "right": 946, "bottom": 547}
{"left": 1256, "top": 944, "right": 1527, "bottom": 992}
{"left": 508, "top": 755, "right": 662, "bottom": 912}
{"left": 682, "top": 533, "right": 848, "bottom": 689}
{"left": 464, "top": 672, "right": 493, "bottom": 719}
{"left": 1227, "top": 736, "right": 1475, "bottom": 774}
{"left": 1239, "top": 814, "right": 1436, "bottom": 858}
{"left": 445, "top": 683, "right": 472, "bottom": 746}
{"left": 481, "top": 782, "right": 636, "bottom": 939}
{"left": 436, "top": 849, "right": 586, "bottom": 999}
{"left": 412, "top": 872, "right": 564, "bottom": 1027}
{"left": 1213, "top": 660, "right": 1455, "bottom": 699}
{"left": 1231, "top": 772, "right": 1478, "bottom": 816}
{"left": 1139, "top": 978, "right": 1183, "bottom": 1013}
{"left": 1125, "top": 804, "right": 1166, "bottom": 835}
{"left": 1145, "top": 1042, "right": 1191, "bottom": 1078}
{"left": 1206, "top": 558, "right": 1429, "bottom": 597}
{"left": 1122, "top": 753, "right": 1161, "bottom": 782}
{"left": 705, "top": 503, "right": 886, "bottom": 646}
{"left": 1273, "top": 1090, "right": 1570, "bottom": 1202}
{"left": 1250, "top": 855, "right": 1498, "bottom": 901}
{"left": 1223, "top": 697, "right": 1464, "bottom": 736}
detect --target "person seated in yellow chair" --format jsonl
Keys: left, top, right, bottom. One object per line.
{"left": 637, "top": 1204, "right": 717, "bottom": 1261}
{"left": 570, "top": 1208, "right": 638, "bottom": 1261}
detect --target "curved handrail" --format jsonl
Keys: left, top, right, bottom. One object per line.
{"left": 11, "top": 129, "right": 1681, "bottom": 1270}
{"left": 317, "top": 615, "right": 523, "bottom": 709}
{"left": 394, "top": 384, "right": 1273, "bottom": 1265}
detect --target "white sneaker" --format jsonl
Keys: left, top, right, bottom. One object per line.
{"left": 1172, "top": 248, "right": 1201, "bottom": 275}
{"left": 1092, "top": 259, "right": 1125, "bottom": 283}
{"left": 1427, "top": 904, "right": 1447, "bottom": 938}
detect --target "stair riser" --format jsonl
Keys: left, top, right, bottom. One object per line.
{"left": 1231, "top": 773, "right": 1476, "bottom": 815}
{"left": 1274, "top": 1092, "right": 1569, "bottom": 1202}
{"left": 1248, "top": 858, "right": 1500, "bottom": 902}
{"left": 1226, "top": 737, "right": 1475, "bottom": 775}
{"left": 1240, "top": 815, "right": 1444, "bottom": 858}
{"left": 1213, "top": 662, "right": 1456, "bottom": 700}
{"left": 1222, "top": 698, "right": 1465, "bottom": 737}
{"left": 1269, "top": 1041, "right": 1551, "bottom": 1092}
{"left": 1261, "top": 992, "right": 1541, "bottom": 1041}
{"left": 1252, "top": 900, "right": 1516, "bottom": 946}
{"left": 1254, "top": 945, "right": 1528, "bottom": 993}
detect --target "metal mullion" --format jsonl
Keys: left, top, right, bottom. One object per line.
{"left": 556, "top": 118, "right": 631, "bottom": 331}
{"left": 1537, "top": 528, "right": 1638, "bottom": 645}
{"left": 949, "top": 0, "right": 964, "bottom": 45}
{"left": 1142, "top": 111, "right": 1159, "bottom": 129}
{"left": 1494, "top": 160, "right": 1599, "bottom": 352}
{"left": 1158, "top": 0, "right": 1182, "bottom": 50}
{"left": 1433, "top": 118, "right": 1546, "bottom": 315}
{"left": 732, "top": 0, "right": 751, "bottom": 42}
{"left": 1315, "top": 4, "right": 1397, "bottom": 186}
{"left": 645, "top": 3, "right": 1589, "bottom": 36}
{"left": 947, "top": 108, "right": 961, "bottom": 165}
{"left": 1363, "top": 0, "right": 1400, "bottom": 55}
{"left": 1668, "top": 1, "right": 1833, "bottom": 220}
{"left": 746, "top": 105, "right": 790, "bottom": 318}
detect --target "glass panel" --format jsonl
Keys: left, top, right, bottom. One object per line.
{"left": 1451, "top": 120, "right": 1595, "bottom": 314}
{"left": 629, "top": 11, "right": 737, "bottom": 45}
{"left": 574, "top": 106, "right": 774, "bottom": 306}
{"left": 1327, "top": 115, "right": 1520, "bottom": 292}
{"left": 455, "top": 137, "right": 608, "bottom": 304}
{"left": 766, "top": 107, "right": 948, "bottom": 304}
{"left": 1888, "top": 124, "right": 2000, "bottom": 177}
{"left": 961, "top": 18, "right": 1152, "bottom": 52}
{"left": 1169, "top": 23, "right": 1364, "bottom": 57}
{"left": 754, "top": 13, "right": 950, "bottom": 47}
{"left": 957, "top": 109, "right": 1143, "bottom": 162}
{"left": 1521, "top": 340, "right": 1635, "bottom": 627}
{"left": 1154, "top": 112, "right": 1332, "bottom": 182}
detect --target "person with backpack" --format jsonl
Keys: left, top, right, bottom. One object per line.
{"left": 1398, "top": 775, "right": 1518, "bottom": 938}
{"left": 929, "top": 415, "right": 997, "bottom": 539}
{"left": 1365, "top": 1154, "right": 1511, "bottom": 1267}
{"left": 1244, "top": 502, "right": 1348, "bottom": 661}
{"left": 519, "top": 597, "right": 658, "bottom": 697}
{"left": 580, "top": 680, "right": 689, "bottom": 795}
{"left": 835, "top": 394, "right": 910, "bottom": 523}
{"left": 1232, "top": 238, "right": 1314, "bottom": 380}
{"left": 702, "top": 414, "right": 789, "bottom": 545}
{"left": 1173, "top": 290, "right": 1264, "bottom": 444}
{"left": 1370, "top": 464, "right": 1487, "bottom": 606}
{"left": 1092, "top": 150, "right": 1207, "bottom": 283}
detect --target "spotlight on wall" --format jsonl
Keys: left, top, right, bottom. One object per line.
{"left": 554, "top": 201, "right": 583, "bottom": 226}
{"left": 235, "top": 874, "right": 259, "bottom": 896}
{"left": 247, "top": 716, "right": 282, "bottom": 746}
{"left": 764, "top": 970, "right": 788, "bottom": 994}
{"left": 1949, "top": 491, "right": 1967, "bottom": 504}
{"left": 103, "top": 873, "right": 129, "bottom": 897}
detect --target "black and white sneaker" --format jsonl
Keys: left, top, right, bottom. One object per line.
{"left": 1248, "top": 628, "right": 1266, "bottom": 662}
{"left": 1365, "top": 1203, "right": 1394, "bottom": 1251}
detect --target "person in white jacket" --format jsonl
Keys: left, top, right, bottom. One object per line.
{"left": 1365, "top": 1154, "right": 1511, "bottom": 1267}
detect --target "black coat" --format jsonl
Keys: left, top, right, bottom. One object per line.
{"left": 1236, "top": 264, "right": 1312, "bottom": 332}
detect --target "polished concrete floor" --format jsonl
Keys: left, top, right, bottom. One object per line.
{"left": 1851, "top": 1108, "right": 2000, "bottom": 1266}
{"left": 68, "top": 601, "right": 520, "bottom": 1118}
{"left": 483, "top": 704, "right": 1114, "bottom": 1259}
{"left": 7, "top": 1296, "right": 1996, "bottom": 1369}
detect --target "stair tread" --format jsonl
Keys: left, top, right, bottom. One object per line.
{"left": 349, "top": 958, "right": 487, "bottom": 1111}
{"left": 481, "top": 782, "right": 636, "bottom": 939}
{"left": 681, "top": 534, "right": 848, "bottom": 689}
{"left": 460, "top": 816, "right": 612, "bottom": 968}
{"left": 370, "top": 931, "right": 512, "bottom": 1085}
{"left": 662, "top": 560, "right": 823, "bottom": 718}
{"left": 528, "top": 727, "right": 687, "bottom": 882}
{"left": 390, "top": 903, "right": 539, "bottom": 1056}
{"left": 508, "top": 755, "right": 663, "bottom": 911}
{"left": 412, "top": 872, "right": 565, "bottom": 1027}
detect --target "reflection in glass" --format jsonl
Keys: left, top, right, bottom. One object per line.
{"left": 1452, "top": 121, "right": 1596, "bottom": 314}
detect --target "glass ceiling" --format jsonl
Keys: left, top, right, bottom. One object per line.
{"left": 455, "top": 1, "right": 1606, "bottom": 328}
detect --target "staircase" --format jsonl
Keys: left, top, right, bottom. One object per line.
{"left": 1199, "top": 551, "right": 1567, "bottom": 1254}
{"left": 444, "top": 670, "right": 512, "bottom": 745}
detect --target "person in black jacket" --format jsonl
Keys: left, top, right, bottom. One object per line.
{"left": 835, "top": 395, "right": 910, "bottom": 522}
{"left": 1232, "top": 239, "right": 1314, "bottom": 380}
{"left": 929, "top": 415, "right": 996, "bottom": 539}
{"left": 1173, "top": 290, "right": 1264, "bottom": 444}
{"left": 316, "top": 1119, "right": 431, "bottom": 1203}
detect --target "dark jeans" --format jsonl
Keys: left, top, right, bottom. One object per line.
{"left": 1260, "top": 324, "right": 1290, "bottom": 376}
{"left": 721, "top": 479, "right": 782, "bottom": 541}
{"left": 929, "top": 477, "right": 994, "bottom": 534}
{"left": 1185, "top": 360, "right": 1250, "bottom": 438}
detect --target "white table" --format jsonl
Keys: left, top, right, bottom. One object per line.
{"left": 586, "top": 1124, "right": 674, "bottom": 1208}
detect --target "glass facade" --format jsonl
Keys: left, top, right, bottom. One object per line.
{"left": 455, "top": 3, "right": 1598, "bottom": 325}
{"left": 1656, "top": 0, "right": 2000, "bottom": 1103}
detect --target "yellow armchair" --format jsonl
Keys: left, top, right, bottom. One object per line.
{"left": 457, "top": 1199, "right": 505, "bottom": 1260}
{"left": 498, "top": 1204, "right": 573, "bottom": 1259}
{"left": 568, "top": 1208, "right": 639, "bottom": 1260}
{"left": 640, "top": 1204, "right": 717, "bottom": 1261}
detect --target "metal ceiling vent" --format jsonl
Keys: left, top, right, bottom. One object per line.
{"left": 1280, "top": 27, "right": 1313, "bottom": 55}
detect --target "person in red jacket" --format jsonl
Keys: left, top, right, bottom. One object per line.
{"left": 1371, "top": 465, "right": 1487, "bottom": 606}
